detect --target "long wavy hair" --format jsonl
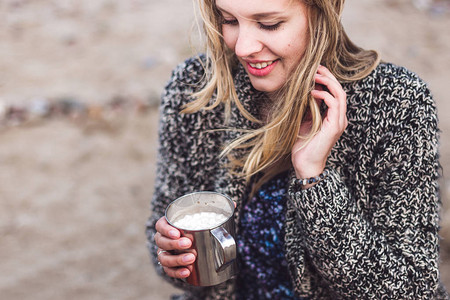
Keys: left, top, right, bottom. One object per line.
{"left": 182, "top": 0, "right": 380, "bottom": 189}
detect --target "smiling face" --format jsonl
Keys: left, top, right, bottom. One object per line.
{"left": 216, "top": 0, "right": 309, "bottom": 94}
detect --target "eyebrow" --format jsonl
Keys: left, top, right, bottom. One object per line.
{"left": 216, "top": 6, "right": 284, "bottom": 19}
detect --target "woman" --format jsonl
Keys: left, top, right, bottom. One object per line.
{"left": 146, "top": 0, "right": 448, "bottom": 298}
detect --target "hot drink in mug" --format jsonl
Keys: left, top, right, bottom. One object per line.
{"left": 165, "top": 191, "right": 238, "bottom": 286}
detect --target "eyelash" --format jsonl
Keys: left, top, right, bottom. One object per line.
{"left": 222, "top": 19, "right": 282, "bottom": 31}
{"left": 259, "top": 22, "right": 282, "bottom": 31}
{"left": 222, "top": 19, "right": 238, "bottom": 26}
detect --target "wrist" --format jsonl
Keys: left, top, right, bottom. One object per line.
{"left": 294, "top": 164, "right": 325, "bottom": 180}
{"left": 292, "top": 168, "right": 330, "bottom": 189}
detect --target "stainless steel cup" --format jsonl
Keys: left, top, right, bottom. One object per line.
{"left": 165, "top": 191, "right": 238, "bottom": 286}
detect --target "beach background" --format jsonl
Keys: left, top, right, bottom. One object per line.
{"left": 0, "top": 0, "right": 449, "bottom": 299}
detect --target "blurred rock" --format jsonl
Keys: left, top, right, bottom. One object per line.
{"left": 6, "top": 105, "right": 27, "bottom": 126}
{"left": 29, "top": 97, "right": 51, "bottom": 119}
{"left": 87, "top": 105, "right": 104, "bottom": 120}
{"left": 430, "top": 1, "right": 450, "bottom": 16}
{"left": 413, "top": 0, "right": 433, "bottom": 10}
{"left": 53, "top": 98, "right": 87, "bottom": 119}
{"left": 413, "top": 0, "right": 450, "bottom": 14}
{"left": 0, "top": 99, "right": 7, "bottom": 121}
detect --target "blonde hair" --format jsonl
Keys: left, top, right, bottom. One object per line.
{"left": 183, "top": 0, "right": 380, "bottom": 189}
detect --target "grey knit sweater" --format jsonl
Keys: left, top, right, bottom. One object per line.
{"left": 146, "top": 55, "right": 448, "bottom": 299}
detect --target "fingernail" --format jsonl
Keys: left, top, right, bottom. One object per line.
{"left": 183, "top": 254, "right": 195, "bottom": 263}
{"left": 168, "top": 230, "right": 178, "bottom": 238}
{"left": 179, "top": 239, "right": 190, "bottom": 248}
{"left": 180, "top": 270, "right": 190, "bottom": 277}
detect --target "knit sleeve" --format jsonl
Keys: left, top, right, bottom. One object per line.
{"left": 144, "top": 56, "right": 213, "bottom": 295}
{"left": 287, "top": 68, "right": 445, "bottom": 298}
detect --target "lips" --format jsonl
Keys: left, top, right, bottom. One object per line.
{"left": 245, "top": 59, "right": 278, "bottom": 77}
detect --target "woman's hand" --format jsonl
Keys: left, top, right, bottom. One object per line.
{"left": 291, "top": 65, "right": 348, "bottom": 184}
{"left": 154, "top": 216, "right": 196, "bottom": 279}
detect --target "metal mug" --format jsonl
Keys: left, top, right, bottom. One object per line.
{"left": 165, "top": 191, "right": 238, "bottom": 286}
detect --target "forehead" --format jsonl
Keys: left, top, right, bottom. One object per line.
{"left": 215, "top": 0, "right": 296, "bottom": 16}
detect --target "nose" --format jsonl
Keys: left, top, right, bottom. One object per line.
{"left": 234, "top": 27, "right": 263, "bottom": 58}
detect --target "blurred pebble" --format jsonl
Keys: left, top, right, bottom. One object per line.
{"left": 0, "top": 100, "right": 7, "bottom": 120}
{"left": 54, "top": 98, "right": 87, "bottom": 118}
{"left": 61, "top": 33, "right": 78, "bottom": 46}
{"left": 6, "top": 106, "right": 27, "bottom": 126}
{"left": 108, "top": 96, "right": 127, "bottom": 111}
{"left": 134, "top": 99, "right": 150, "bottom": 113}
{"left": 430, "top": 2, "right": 450, "bottom": 16}
{"left": 8, "top": 0, "right": 25, "bottom": 10}
{"left": 413, "top": 0, "right": 432, "bottom": 10}
{"left": 413, "top": 0, "right": 450, "bottom": 15}
{"left": 29, "top": 97, "right": 51, "bottom": 118}
{"left": 0, "top": 94, "right": 156, "bottom": 129}
{"left": 88, "top": 105, "right": 104, "bottom": 120}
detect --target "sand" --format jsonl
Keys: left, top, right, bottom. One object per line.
{"left": 1, "top": 0, "right": 450, "bottom": 299}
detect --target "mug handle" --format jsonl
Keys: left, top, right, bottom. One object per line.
{"left": 211, "top": 227, "right": 236, "bottom": 272}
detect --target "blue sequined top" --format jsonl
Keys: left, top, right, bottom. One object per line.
{"left": 236, "top": 172, "right": 304, "bottom": 300}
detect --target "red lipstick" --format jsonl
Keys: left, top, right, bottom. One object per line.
{"left": 246, "top": 60, "right": 278, "bottom": 77}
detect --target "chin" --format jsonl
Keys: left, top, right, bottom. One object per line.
{"left": 249, "top": 79, "right": 281, "bottom": 94}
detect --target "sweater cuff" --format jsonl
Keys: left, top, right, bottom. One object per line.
{"left": 288, "top": 168, "right": 351, "bottom": 226}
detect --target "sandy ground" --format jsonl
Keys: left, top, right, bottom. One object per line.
{"left": 0, "top": 0, "right": 450, "bottom": 299}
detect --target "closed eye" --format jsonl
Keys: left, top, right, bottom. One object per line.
{"left": 222, "top": 18, "right": 238, "bottom": 26}
{"left": 221, "top": 18, "right": 283, "bottom": 32}
{"left": 258, "top": 22, "right": 283, "bottom": 31}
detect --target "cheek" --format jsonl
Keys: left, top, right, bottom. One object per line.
{"left": 222, "top": 27, "right": 237, "bottom": 50}
{"left": 285, "top": 37, "right": 307, "bottom": 61}
{"left": 271, "top": 33, "right": 303, "bottom": 58}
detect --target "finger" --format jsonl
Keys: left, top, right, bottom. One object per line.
{"left": 154, "top": 232, "right": 192, "bottom": 251}
{"left": 312, "top": 90, "right": 347, "bottom": 138}
{"left": 155, "top": 216, "right": 180, "bottom": 239}
{"left": 314, "top": 73, "right": 347, "bottom": 127}
{"left": 314, "top": 74, "right": 345, "bottom": 102}
{"left": 315, "top": 66, "right": 346, "bottom": 104}
{"left": 317, "top": 65, "right": 339, "bottom": 83}
{"left": 311, "top": 90, "right": 339, "bottom": 123}
{"left": 159, "top": 251, "right": 196, "bottom": 268}
{"left": 163, "top": 266, "right": 192, "bottom": 279}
